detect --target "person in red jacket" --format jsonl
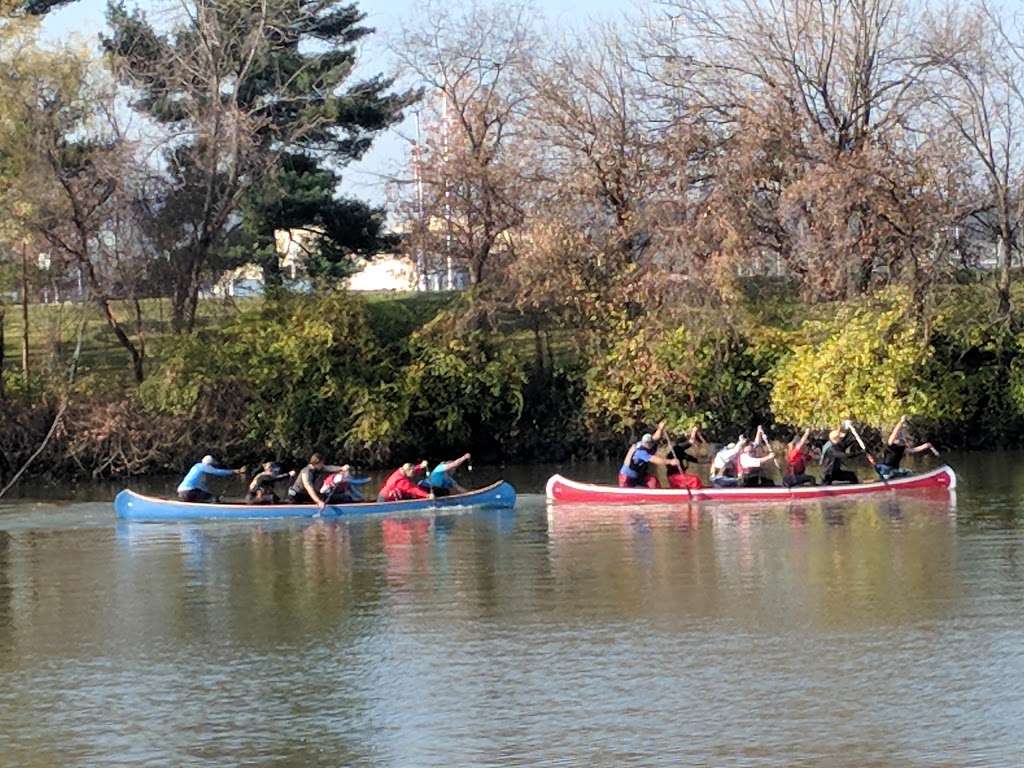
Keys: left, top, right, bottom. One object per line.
{"left": 784, "top": 428, "right": 817, "bottom": 487}
{"left": 378, "top": 461, "right": 432, "bottom": 502}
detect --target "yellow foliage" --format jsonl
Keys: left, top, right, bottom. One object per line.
{"left": 770, "top": 289, "right": 936, "bottom": 429}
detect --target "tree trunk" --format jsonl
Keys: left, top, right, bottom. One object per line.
{"left": 72, "top": 252, "right": 146, "bottom": 383}
{"left": 21, "top": 244, "right": 29, "bottom": 382}
{"left": 171, "top": 276, "right": 190, "bottom": 334}
{"left": 530, "top": 315, "right": 545, "bottom": 374}
{"left": 171, "top": 248, "right": 205, "bottom": 333}
{"left": 132, "top": 297, "right": 146, "bottom": 363}
{"left": 997, "top": 232, "right": 1012, "bottom": 321}
{"left": 94, "top": 295, "right": 145, "bottom": 383}
{"left": 186, "top": 280, "right": 201, "bottom": 333}
{"left": 0, "top": 302, "right": 5, "bottom": 402}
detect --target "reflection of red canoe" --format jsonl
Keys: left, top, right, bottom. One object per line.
{"left": 545, "top": 465, "right": 956, "bottom": 505}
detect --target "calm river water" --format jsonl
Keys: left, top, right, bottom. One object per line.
{"left": 1, "top": 452, "right": 1022, "bottom": 766}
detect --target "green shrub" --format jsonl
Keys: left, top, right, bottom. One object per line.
{"left": 140, "top": 293, "right": 393, "bottom": 462}
{"left": 770, "top": 290, "right": 935, "bottom": 429}
{"left": 399, "top": 330, "right": 528, "bottom": 459}
{"left": 925, "top": 286, "right": 1023, "bottom": 445}
{"left": 585, "top": 321, "right": 774, "bottom": 442}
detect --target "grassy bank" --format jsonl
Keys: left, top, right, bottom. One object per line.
{"left": 1, "top": 291, "right": 460, "bottom": 387}
{"left": 2, "top": 282, "right": 1022, "bottom": 481}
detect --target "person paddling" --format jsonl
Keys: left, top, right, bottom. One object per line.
{"left": 710, "top": 436, "right": 748, "bottom": 487}
{"left": 820, "top": 427, "right": 860, "bottom": 485}
{"left": 783, "top": 428, "right": 817, "bottom": 487}
{"left": 177, "top": 455, "right": 246, "bottom": 503}
{"left": 618, "top": 421, "right": 681, "bottom": 488}
{"left": 320, "top": 465, "right": 362, "bottom": 504}
{"left": 877, "top": 415, "right": 940, "bottom": 479}
{"left": 739, "top": 446, "right": 777, "bottom": 486}
{"left": 246, "top": 462, "right": 294, "bottom": 504}
{"left": 287, "top": 454, "right": 347, "bottom": 510}
{"left": 379, "top": 461, "right": 433, "bottom": 501}
{"left": 664, "top": 425, "right": 705, "bottom": 489}
{"left": 738, "top": 425, "right": 776, "bottom": 486}
{"left": 428, "top": 453, "right": 471, "bottom": 496}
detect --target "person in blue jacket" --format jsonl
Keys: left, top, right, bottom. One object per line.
{"left": 176, "top": 455, "right": 246, "bottom": 502}
{"left": 427, "top": 453, "right": 471, "bottom": 497}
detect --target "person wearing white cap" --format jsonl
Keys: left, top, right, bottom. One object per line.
{"left": 618, "top": 421, "right": 680, "bottom": 488}
{"left": 319, "top": 465, "right": 362, "bottom": 504}
{"left": 820, "top": 425, "right": 863, "bottom": 484}
{"left": 176, "top": 455, "right": 246, "bottom": 502}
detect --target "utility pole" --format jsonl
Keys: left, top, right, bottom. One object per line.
{"left": 21, "top": 241, "right": 30, "bottom": 381}
{"left": 441, "top": 90, "right": 454, "bottom": 291}
{"left": 414, "top": 108, "right": 427, "bottom": 292}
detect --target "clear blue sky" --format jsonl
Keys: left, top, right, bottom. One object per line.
{"left": 42, "top": 0, "right": 630, "bottom": 207}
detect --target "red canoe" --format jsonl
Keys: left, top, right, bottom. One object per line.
{"left": 545, "top": 465, "right": 956, "bottom": 505}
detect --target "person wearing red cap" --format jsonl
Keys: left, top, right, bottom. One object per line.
{"left": 378, "top": 461, "right": 433, "bottom": 501}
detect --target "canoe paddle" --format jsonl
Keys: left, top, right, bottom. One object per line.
{"left": 844, "top": 421, "right": 886, "bottom": 482}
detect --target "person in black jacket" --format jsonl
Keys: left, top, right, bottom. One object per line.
{"left": 877, "top": 415, "right": 940, "bottom": 479}
{"left": 246, "top": 462, "right": 294, "bottom": 504}
{"left": 820, "top": 428, "right": 860, "bottom": 484}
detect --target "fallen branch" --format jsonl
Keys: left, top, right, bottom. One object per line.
{"left": 0, "top": 400, "right": 69, "bottom": 499}
{"left": 0, "top": 310, "right": 87, "bottom": 499}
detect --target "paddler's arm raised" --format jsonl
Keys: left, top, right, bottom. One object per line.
{"left": 444, "top": 453, "right": 471, "bottom": 471}
{"left": 887, "top": 415, "right": 909, "bottom": 447}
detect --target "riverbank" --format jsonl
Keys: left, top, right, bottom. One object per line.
{"left": 2, "top": 282, "right": 1023, "bottom": 481}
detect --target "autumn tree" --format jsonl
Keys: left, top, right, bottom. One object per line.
{"left": 0, "top": 25, "right": 149, "bottom": 382}
{"left": 393, "top": 0, "right": 535, "bottom": 291}
{"left": 923, "top": 0, "right": 1024, "bottom": 321}
{"left": 520, "top": 26, "right": 665, "bottom": 331}
{"left": 643, "top": 0, "right": 939, "bottom": 300}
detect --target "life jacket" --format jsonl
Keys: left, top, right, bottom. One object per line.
{"left": 627, "top": 441, "right": 653, "bottom": 478}
{"left": 289, "top": 465, "right": 326, "bottom": 499}
{"left": 320, "top": 472, "right": 350, "bottom": 496}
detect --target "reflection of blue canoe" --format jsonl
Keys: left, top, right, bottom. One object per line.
{"left": 114, "top": 481, "right": 517, "bottom": 521}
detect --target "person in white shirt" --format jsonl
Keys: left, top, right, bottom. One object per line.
{"left": 710, "top": 436, "right": 748, "bottom": 487}
{"left": 738, "top": 443, "right": 777, "bottom": 487}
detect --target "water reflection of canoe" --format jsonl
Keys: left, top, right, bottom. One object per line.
{"left": 545, "top": 466, "right": 956, "bottom": 505}
{"left": 114, "top": 481, "right": 517, "bottom": 521}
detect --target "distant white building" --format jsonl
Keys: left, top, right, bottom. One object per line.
{"left": 213, "top": 228, "right": 419, "bottom": 296}
{"left": 347, "top": 255, "right": 418, "bottom": 291}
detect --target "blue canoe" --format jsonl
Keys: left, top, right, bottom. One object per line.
{"left": 114, "top": 481, "right": 517, "bottom": 522}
